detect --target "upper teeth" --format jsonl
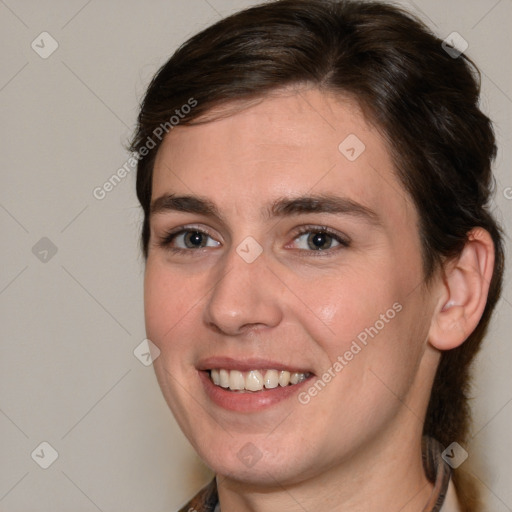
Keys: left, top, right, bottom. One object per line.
{"left": 210, "top": 369, "right": 308, "bottom": 392}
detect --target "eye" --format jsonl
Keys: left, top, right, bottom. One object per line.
{"left": 159, "top": 228, "right": 221, "bottom": 251}
{"left": 290, "top": 227, "right": 349, "bottom": 252}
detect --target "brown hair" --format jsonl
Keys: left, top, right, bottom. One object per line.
{"left": 131, "top": 1, "right": 505, "bottom": 508}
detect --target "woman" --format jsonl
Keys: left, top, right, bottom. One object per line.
{"left": 130, "top": 1, "right": 504, "bottom": 510}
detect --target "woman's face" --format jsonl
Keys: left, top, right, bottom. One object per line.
{"left": 144, "top": 87, "right": 440, "bottom": 485}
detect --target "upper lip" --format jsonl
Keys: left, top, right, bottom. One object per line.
{"left": 197, "top": 356, "right": 313, "bottom": 374}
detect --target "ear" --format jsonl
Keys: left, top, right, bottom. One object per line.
{"left": 429, "top": 227, "right": 495, "bottom": 351}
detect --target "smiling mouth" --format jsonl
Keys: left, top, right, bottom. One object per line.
{"left": 209, "top": 369, "right": 312, "bottom": 392}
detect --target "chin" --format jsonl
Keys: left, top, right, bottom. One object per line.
{"left": 191, "top": 429, "right": 320, "bottom": 487}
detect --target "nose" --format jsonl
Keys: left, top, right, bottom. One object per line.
{"left": 203, "top": 245, "right": 283, "bottom": 336}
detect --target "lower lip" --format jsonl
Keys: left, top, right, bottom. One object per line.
{"left": 199, "top": 371, "right": 312, "bottom": 412}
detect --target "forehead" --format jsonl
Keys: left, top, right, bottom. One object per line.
{"left": 151, "top": 87, "right": 414, "bottom": 227}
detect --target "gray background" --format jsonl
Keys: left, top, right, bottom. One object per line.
{"left": 0, "top": 0, "right": 511, "bottom": 510}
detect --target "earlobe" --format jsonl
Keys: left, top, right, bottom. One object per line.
{"left": 429, "top": 227, "right": 495, "bottom": 351}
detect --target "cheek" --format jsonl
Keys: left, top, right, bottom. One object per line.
{"left": 297, "top": 278, "right": 426, "bottom": 442}
{"left": 293, "top": 259, "right": 426, "bottom": 397}
{"left": 293, "top": 265, "right": 403, "bottom": 353}
{"left": 143, "top": 260, "right": 200, "bottom": 351}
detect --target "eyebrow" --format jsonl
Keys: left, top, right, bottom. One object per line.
{"left": 150, "top": 193, "right": 381, "bottom": 226}
{"left": 268, "top": 195, "right": 381, "bottom": 225}
{"left": 151, "top": 194, "right": 220, "bottom": 217}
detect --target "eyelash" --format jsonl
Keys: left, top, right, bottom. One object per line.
{"left": 157, "top": 225, "right": 217, "bottom": 254}
{"left": 157, "top": 225, "right": 351, "bottom": 255}
{"left": 287, "top": 225, "right": 351, "bottom": 254}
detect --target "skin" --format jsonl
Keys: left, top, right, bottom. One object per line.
{"left": 144, "top": 86, "right": 494, "bottom": 511}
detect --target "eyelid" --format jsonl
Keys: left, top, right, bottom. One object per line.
{"left": 157, "top": 224, "right": 221, "bottom": 250}
{"left": 287, "top": 225, "right": 351, "bottom": 249}
{"left": 155, "top": 223, "right": 350, "bottom": 254}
